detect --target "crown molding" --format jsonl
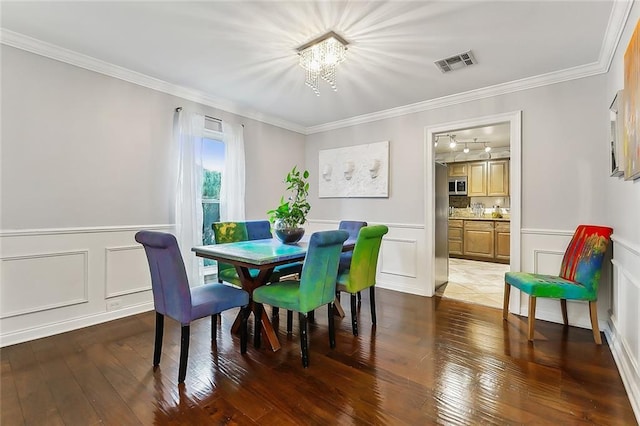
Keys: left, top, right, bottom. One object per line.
{"left": 305, "top": 0, "right": 634, "bottom": 135}
{"left": 0, "top": 29, "right": 306, "bottom": 135}
{"left": 1, "top": 0, "right": 632, "bottom": 137}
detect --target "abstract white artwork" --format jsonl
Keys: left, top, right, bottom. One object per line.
{"left": 318, "top": 141, "right": 389, "bottom": 198}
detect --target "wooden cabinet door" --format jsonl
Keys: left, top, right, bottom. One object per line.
{"left": 467, "top": 162, "right": 487, "bottom": 196}
{"left": 495, "top": 222, "right": 510, "bottom": 261}
{"left": 487, "top": 160, "right": 509, "bottom": 196}
{"left": 448, "top": 163, "right": 467, "bottom": 177}
{"left": 463, "top": 220, "right": 494, "bottom": 258}
{"left": 448, "top": 220, "right": 463, "bottom": 255}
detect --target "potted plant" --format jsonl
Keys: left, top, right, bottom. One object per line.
{"left": 267, "top": 166, "right": 310, "bottom": 243}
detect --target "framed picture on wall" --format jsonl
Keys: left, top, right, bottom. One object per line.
{"left": 609, "top": 90, "right": 624, "bottom": 177}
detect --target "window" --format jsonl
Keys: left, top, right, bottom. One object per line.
{"left": 202, "top": 127, "right": 224, "bottom": 273}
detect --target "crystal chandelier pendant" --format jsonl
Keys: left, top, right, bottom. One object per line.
{"left": 297, "top": 31, "right": 348, "bottom": 95}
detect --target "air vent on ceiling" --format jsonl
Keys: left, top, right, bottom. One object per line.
{"left": 435, "top": 50, "right": 477, "bottom": 73}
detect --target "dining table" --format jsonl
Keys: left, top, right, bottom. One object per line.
{"left": 192, "top": 236, "right": 355, "bottom": 352}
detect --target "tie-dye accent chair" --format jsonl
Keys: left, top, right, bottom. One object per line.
{"left": 503, "top": 225, "right": 613, "bottom": 344}
{"left": 253, "top": 230, "right": 349, "bottom": 367}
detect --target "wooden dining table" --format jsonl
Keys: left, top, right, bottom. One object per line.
{"left": 192, "top": 237, "right": 355, "bottom": 352}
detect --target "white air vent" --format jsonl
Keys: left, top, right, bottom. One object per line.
{"left": 435, "top": 50, "right": 477, "bottom": 73}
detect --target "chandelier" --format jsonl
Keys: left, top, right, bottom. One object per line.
{"left": 297, "top": 31, "right": 348, "bottom": 96}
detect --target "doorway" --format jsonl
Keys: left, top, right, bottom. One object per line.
{"left": 424, "top": 111, "right": 522, "bottom": 313}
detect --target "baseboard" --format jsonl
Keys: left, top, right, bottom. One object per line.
{"left": 0, "top": 302, "right": 154, "bottom": 347}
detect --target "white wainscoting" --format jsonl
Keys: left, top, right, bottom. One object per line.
{"left": 607, "top": 236, "right": 640, "bottom": 420}
{"left": 306, "top": 220, "right": 428, "bottom": 296}
{"left": 0, "top": 225, "right": 171, "bottom": 347}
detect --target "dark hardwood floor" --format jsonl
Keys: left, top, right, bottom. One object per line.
{"left": 1, "top": 288, "right": 636, "bottom": 425}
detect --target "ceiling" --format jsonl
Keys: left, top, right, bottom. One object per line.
{"left": 0, "top": 1, "right": 627, "bottom": 133}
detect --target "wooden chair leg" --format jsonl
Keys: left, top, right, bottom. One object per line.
{"left": 272, "top": 306, "right": 280, "bottom": 317}
{"left": 589, "top": 301, "right": 602, "bottom": 345}
{"left": 561, "top": 299, "right": 568, "bottom": 326}
{"left": 328, "top": 303, "right": 336, "bottom": 348}
{"left": 350, "top": 293, "right": 358, "bottom": 336}
{"left": 527, "top": 296, "right": 536, "bottom": 342}
{"left": 502, "top": 283, "right": 511, "bottom": 320}
{"left": 178, "top": 325, "right": 190, "bottom": 384}
{"left": 240, "top": 307, "right": 249, "bottom": 354}
{"left": 254, "top": 303, "right": 263, "bottom": 349}
{"left": 299, "top": 313, "right": 309, "bottom": 367}
{"left": 287, "top": 310, "right": 293, "bottom": 334}
{"left": 153, "top": 312, "right": 164, "bottom": 369}
{"left": 370, "top": 286, "right": 377, "bottom": 326}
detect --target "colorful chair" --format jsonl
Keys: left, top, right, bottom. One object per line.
{"left": 252, "top": 230, "right": 349, "bottom": 367}
{"left": 336, "top": 225, "right": 389, "bottom": 336}
{"left": 212, "top": 221, "right": 301, "bottom": 287}
{"left": 503, "top": 225, "right": 613, "bottom": 344}
{"left": 338, "top": 220, "right": 368, "bottom": 272}
{"left": 135, "top": 230, "right": 249, "bottom": 384}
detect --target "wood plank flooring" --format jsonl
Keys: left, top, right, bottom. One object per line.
{"left": 1, "top": 288, "right": 636, "bottom": 425}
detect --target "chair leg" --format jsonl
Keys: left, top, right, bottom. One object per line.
{"left": 254, "top": 303, "right": 263, "bottom": 349}
{"left": 153, "top": 312, "right": 164, "bottom": 369}
{"left": 308, "top": 310, "right": 315, "bottom": 323}
{"left": 589, "top": 301, "right": 602, "bottom": 345}
{"left": 527, "top": 296, "right": 536, "bottom": 342}
{"left": 272, "top": 306, "right": 280, "bottom": 317}
{"left": 211, "top": 314, "right": 218, "bottom": 340}
{"left": 240, "top": 306, "right": 249, "bottom": 354}
{"left": 287, "top": 310, "right": 293, "bottom": 334}
{"left": 502, "top": 283, "right": 511, "bottom": 320}
{"left": 328, "top": 303, "right": 336, "bottom": 349}
{"left": 178, "top": 325, "right": 190, "bottom": 384}
{"left": 561, "top": 299, "right": 568, "bottom": 326}
{"left": 299, "top": 313, "right": 309, "bottom": 368}
{"left": 350, "top": 293, "right": 358, "bottom": 336}
{"left": 357, "top": 291, "right": 362, "bottom": 306}
{"left": 370, "top": 286, "right": 377, "bottom": 326}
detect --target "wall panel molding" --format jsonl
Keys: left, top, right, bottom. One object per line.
{"left": 612, "top": 235, "right": 640, "bottom": 257}
{"left": 532, "top": 249, "right": 565, "bottom": 274}
{"left": 521, "top": 228, "right": 574, "bottom": 236}
{"left": 0, "top": 250, "right": 89, "bottom": 318}
{"left": 307, "top": 219, "right": 424, "bottom": 230}
{"left": 379, "top": 238, "right": 418, "bottom": 278}
{"left": 0, "top": 223, "right": 174, "bottom": 237}
{"left": 104, "top": 245, "right": 152, "bottom": 298}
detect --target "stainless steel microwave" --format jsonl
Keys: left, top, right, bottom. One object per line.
{"left": 448, "top": 177, "right": 467, "bottom": 195}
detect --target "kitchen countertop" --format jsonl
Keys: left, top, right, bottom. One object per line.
{"left": 449, "top": 216, "right": 511, "bottom": 222}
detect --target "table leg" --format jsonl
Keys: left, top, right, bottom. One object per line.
{"left": 334, "top": 296, "right": 346, "bottom": 318}
{"left": 236, "top": 266, "right": 281, "bottom": 352}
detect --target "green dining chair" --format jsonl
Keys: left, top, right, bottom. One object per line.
{"left": 336, "top": 225, "right": 389, "bottom": 336}
{"left": 253, "top": 230, "right": 349, "bottom": 367}
{"left": 503, "top": 224, "right": 613, "bottom": 344}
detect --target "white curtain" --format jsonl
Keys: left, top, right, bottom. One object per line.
{"left": 220, "top": 122, "right": 246, "bottom": 221}
{"left": 174, "top": 109, "right": 205, "bottom": 287}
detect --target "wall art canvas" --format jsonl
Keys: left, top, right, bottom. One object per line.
{"left": 318, "top": 141, "right": 389, "bottom": 198}
{"left": 623, "top": 19, "right": 640, "bottom": 180}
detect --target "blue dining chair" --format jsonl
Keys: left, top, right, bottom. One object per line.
{"left": 337, "top": 221, "right": 368, "bottom": 307}
{"left": 135, "top": 231, "right": 250, "bottom": 384}
{"left": 253, "top": 230, "right": 349, "bottom": 367}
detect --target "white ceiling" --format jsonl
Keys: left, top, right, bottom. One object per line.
{"left": 0, "top": 1, "right": 627, "bottom": 133}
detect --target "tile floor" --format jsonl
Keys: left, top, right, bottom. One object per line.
{"left": 435, "top": 258, "right": 510, "bottom": 309}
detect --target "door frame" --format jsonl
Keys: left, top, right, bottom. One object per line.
{"left": 423, "top": 111, "right": 522, "bottom": 315}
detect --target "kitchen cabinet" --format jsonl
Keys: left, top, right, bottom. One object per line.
{"left": 495, "top": 222, "right": 510, "bottom": 260}
{"left": 449, "top": 218, "right": 510, "bottom": 263}
{"left": 448, "top": 163, "right": 467, "bottom": 177}
{"left": 463, "top": 220, "right": 494, "bottom": 259}
{"left": 448, "top": 219, "right": 463, "bottom": 255}
{"left": 466, "top": 159, "right": 509, "bottom": 197}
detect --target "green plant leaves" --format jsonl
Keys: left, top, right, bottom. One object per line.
{"left": 267, "top": 166, "right": 311, "bottom": 227}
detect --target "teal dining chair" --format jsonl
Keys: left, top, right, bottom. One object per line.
{"left": 135, "top": 231, "right": 250, "bottom": 384}
{"left": 252, "top": 230, "right": 349, "bottom": 367}
{"left": 503, "top": 224, "right": 613, "bottom": 344}
{"left": 336, "top": 225, "right": 389, "bottom": 336}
